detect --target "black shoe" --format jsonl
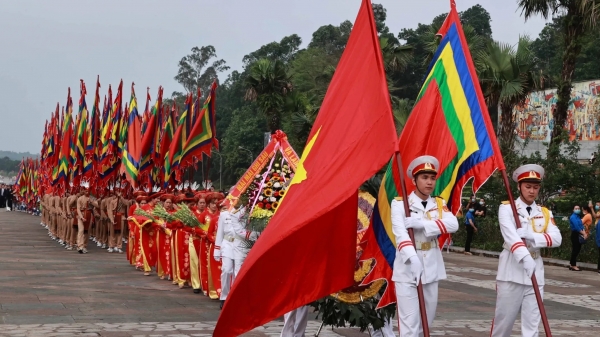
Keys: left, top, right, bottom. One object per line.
{"left": 220, "top": 300, "right": 224, "bottom": 309}
{"left": 193, "top": 289, "right": 200, "bottom": 294}
{"left": 78, "top": 249, "right": 83, "bottom": 254}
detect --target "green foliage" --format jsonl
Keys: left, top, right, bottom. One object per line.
{"left": 174, "top": 45, "right": 230, "bottom": 94}
{"left": 310, "top": 295, "right": 396, "bottom": 332}
{"left": 478, "top": 36, "right": 542, "bottom": 151}
{"left": 460, "top": 4, "right": 493, "bottom": 40}
{"left": 244, "top": 59, "right": 294, "bottom": 133}
{"left": 308, "top": 21, "right": 352, "bottom": 56}
{"left": 0, "top": 151, "right": 38, "bottom": 161}
{"left": 243, "top": 34, "right": 302, "bottom": 65}
{"left": 220, "top": 106, "right": 267, "bottom": 183}
{"left": 0, "top": 157, "right": 20, "bottom": 176}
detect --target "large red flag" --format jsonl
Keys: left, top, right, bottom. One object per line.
{"left": 213, "top": 0, "right": 397, "bottom": 335}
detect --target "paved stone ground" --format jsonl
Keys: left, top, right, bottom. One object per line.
{"left": 1, "top": 210, "right": 599, "bottom": 336}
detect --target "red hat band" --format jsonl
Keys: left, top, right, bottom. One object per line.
{"left": 412, "top": 162, "right": 437, "bottom": 176}
{"left": 517, "top": 170, "right": 541, "bottom": 182}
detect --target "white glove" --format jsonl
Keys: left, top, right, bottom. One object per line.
{"left": 522, "top": 255, "right": 536, "bottom": 278}
{"left": 408, "top": 255, "right": 423, "bottom": 284}
{"left": 404, "top": 217, "right": 424, "bottom": 230}
{"left": 213, "top": 249, "right": 221, "bottom": 262}
{"left": 249, "top": 231, "right": 259, "bottom": 241}
{"left": 516, "top": 228, "right": 535, "bottom": 241}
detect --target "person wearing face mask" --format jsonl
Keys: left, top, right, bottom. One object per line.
{"left": 391, "top": 156, "right": 459, "bottom": 336}
{"left": 569, "top": 205, "right": 587, "bottom": 271}
{"left": 475, "top": 198, "right": 487, "bottom": 217}
{"left": 464, "top": 205, "right": 477, "bottom": 255}
{"left": 491, "top": 164, "right": 562, "bottom": 337}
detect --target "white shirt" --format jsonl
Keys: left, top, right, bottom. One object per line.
{"left": 496, "top": 198, "right": 562, "bottom": 285}
{"left": 391, "top": 192, "right": 458, "bottom": 284}
{"left": 215, "top": 208, "right": 251, "bottom": 260}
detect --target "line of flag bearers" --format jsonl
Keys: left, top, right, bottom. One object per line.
{"left": 33, "top": 156, "right": 560, "bottom": 336}
{"left": 38, "top": 178, "right": 255, "bottom": 307}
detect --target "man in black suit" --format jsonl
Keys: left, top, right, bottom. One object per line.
{"left": 0, "top": 184, "right": 6, "bottom": 209}
{"left": 5, "top": 185, "right": 13, "bottom": 211}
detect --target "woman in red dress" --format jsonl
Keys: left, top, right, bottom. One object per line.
{"left": 202, "top": 192, "right": 225, "bottom": 300}
{"left": 133, "top": 195, "right": 157, "bottom": 276}
{"left": 156, "top": 193, "right": 177, "bottom": 280}
{"left": 127, "top": 190, "right": 146, "bottom": 268}
{"left": 172, "top": 193, "right": 197, "bottom": 289}
{"left": 189, "top": 193, "right": 207, "bottom": 294}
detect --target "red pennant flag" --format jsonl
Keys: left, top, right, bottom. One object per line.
{"left": 213, "top": 0, "right": 397, "bottom": 335}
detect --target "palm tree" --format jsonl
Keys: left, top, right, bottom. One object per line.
{"left": 391, "top": 97, "right": 414, "bottom": 136}
{"left": 478, "top": 37, "right": 542, "bottom": 151}
{"left": 244, "top": 59, "right": 293, "bottom": 133}
{"left": 518, "top": 0, "right": 600, "bottom": 144}
{"left": 380, "top": 37, "right": 413, "bottom": 73}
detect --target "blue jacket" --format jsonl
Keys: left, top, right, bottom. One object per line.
{"left": 596, "top": 221, "right": 600, "bottom": 247}
{"left": 569, "top": 213, "right": 584, "bottom": 232}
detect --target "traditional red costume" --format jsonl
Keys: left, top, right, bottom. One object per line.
{"left": 202, "top": 208, "right": 221, "bottom": 299}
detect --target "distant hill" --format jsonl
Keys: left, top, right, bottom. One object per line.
{"left": 0, "top": 150, "right": 39, "bottom": 161}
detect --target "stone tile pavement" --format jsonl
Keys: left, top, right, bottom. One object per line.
{"left": 0, "top": 210, "right": 599, "bottom": 336}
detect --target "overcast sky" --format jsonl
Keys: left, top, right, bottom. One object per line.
{"left": 0, "top": 0, "right": 549, "bottom": 153}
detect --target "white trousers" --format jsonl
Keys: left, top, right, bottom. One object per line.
{"left": 369, "top": 317, "right": 396, "bottom": 337}
{"left": 280, "top": 305, "right": 309, "bottom": 337}
{"left": 491, "top": 281, "right": 544, "bottom": 337}
{"left": 394, "top": 281, "right": 438, "bottom": 337}
{"left": 219, "top": 256, "right": 245, "bottom": 300}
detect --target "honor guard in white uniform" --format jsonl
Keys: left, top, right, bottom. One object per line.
{"left": 214, "top": 203, "right": 258, "bottom": 306}
{"left": 491, "top": 164, "right": 562, "bottom": 337}
{"left": 391, "top": 155, "right": 459, "bottom": 337}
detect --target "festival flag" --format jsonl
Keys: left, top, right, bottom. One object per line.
{"left": 161, "top": 99, "right": 185, "bottom": 188}
{"left": 121, "top": 84, "right": 141, "bottom": 187}
{"left": 100, "top": 80, "right": 123, "bottom": 183}
{"left": 72, "top": 79, "right": 89, "bottom": 186}
{"left": 161, "top": 104, "right": 178, "bottom": 187}
{"left": 191, "top": 87, "right": 201, "bottom": 126}
{"left": 213, "top": 0, "right": 397, "bottom": 335}
{"left": 179, "top": 81, "right": 218, "bottom": 168}
{"left": 99, "top": 85, "right": 113, "bottom": 165}
{"left": 141, "top": 87, "right": 151, "bottom": 135}
{"left": 360, "top": 0, "right": 505, "bottom": 308}
{"left": 84, "top": 76, "right": 101, "bottom": 179}
{"left": 164, "top": 94, "right": 193, "bottom": 183}
{"left": 139, "top": 86, "right": 163, "bottom": 175}
{"left": 54, "top": 88, "right": 74, "bottom": 193}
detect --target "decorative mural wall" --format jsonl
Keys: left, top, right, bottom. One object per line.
{"left": 512, "top": 80, "right": 600, "bottom": 142}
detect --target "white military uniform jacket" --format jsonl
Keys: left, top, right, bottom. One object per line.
{"left": 497, "top": 198, "right": 562, "bottom": 286}
{"left": 215, "top": 208, "right": 251, "bottom": 260}
{"left": 391, "top": 191, "right": 459, "bottom": 284}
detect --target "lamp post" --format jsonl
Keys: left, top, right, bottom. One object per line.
{"left": 212, "top": 151, "right": 223, "bottom": 191}
{"left": 238, "top": 146, "right": 253, "bottom": 164}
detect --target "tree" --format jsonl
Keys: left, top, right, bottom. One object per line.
{"left": 460, "top": 4, "right": 493, "bottom": 40}
{"left": 308, "top": 21, "right": 353, "bottom": 56}
{"left": 478, "top": 37, "right": 542, "bottom": 151}
{"left": 174, "top": 46, "right": 230, "bottom": 95}
{"left": 391, "top": 98, "right": 414, "bottom": 136}
{"left": 518, "top": 0, "right": 600, "bottom": 145}
{"left": 244, "top": 59, "right": 294, "bottom": 133}
{"left": 242, "top": 34, "right": 302, "bottom": 65}
{"left": 220, "top": 106, "right": 267, "bottom": 183}
{"left": 533, "top": 15, "right": 600, "bottom": 83}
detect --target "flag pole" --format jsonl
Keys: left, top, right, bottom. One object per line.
{"left": 394, "top": 151, "right": 431, "bottom": 337}
{"left": 499, "top": 170, "right": 552, "bottom": 336}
